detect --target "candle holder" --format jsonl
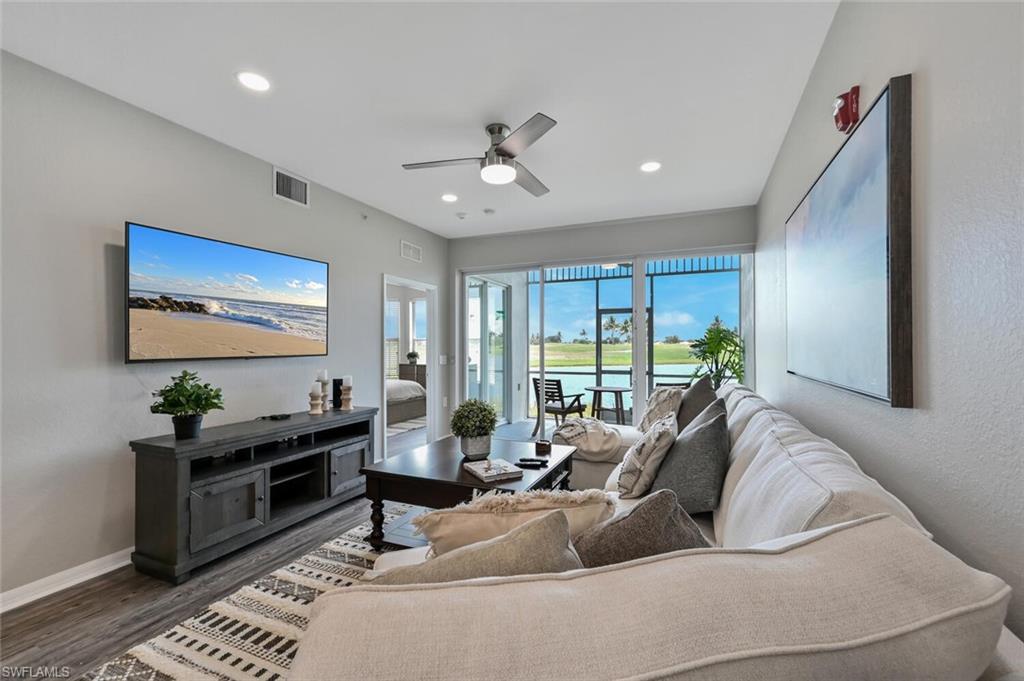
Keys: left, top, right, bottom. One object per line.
{"left": 308, "top": 390, "right": 323, "bottom": 415}
{"left": 319, "top": 379, "right": 330, "bottom": 412}
{"left": 340, "top": 385, "right": 353, "bottom": 411}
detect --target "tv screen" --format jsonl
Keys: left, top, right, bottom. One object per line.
{"left": 126, "top": 222, "right": 328, "bottom": 362}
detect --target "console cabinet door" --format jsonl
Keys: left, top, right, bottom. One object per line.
{"left": 330, "top": 440, "right": 368, "bottom": 497}
{"left": 189, "top": 469, "right": 267, "bottom": 553}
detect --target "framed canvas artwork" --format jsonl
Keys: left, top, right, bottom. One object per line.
{"left": 785, "top": 74, "right": 912, "bottom": 407}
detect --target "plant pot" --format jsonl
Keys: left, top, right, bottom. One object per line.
{"left": 460, "top": 435, "right": 491, "bottom": 460}
{"left": 172, "top": 414, "right": 204, "bottom": 440}
{"left": 408, "top": 358, "right": 418, "bottom": 365}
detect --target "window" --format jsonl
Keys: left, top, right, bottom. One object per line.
{"left": 384, "top": 299, "right": 400, "bottom": 378}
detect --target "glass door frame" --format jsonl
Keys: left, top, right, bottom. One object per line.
{"left": 455, "top": 248, "right": 750, "bottom": 435}
{"left": 463, "top": 275, "right": 512, "bottom": 424}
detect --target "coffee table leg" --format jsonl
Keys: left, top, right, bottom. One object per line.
{"left": 365, "top": 477, "right": 385, "bottom": 551}
{"left": 368, "top": 499, "right": 385, "bottom": 551}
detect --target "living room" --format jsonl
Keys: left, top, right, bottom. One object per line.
{"left": 1, "top": 2, "right": 1021, "bottom": 680}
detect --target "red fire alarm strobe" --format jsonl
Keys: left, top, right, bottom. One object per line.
{"left": 833, "top": 85, "right": 860, "bottom": 134}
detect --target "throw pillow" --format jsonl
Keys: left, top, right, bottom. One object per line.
{"left": 412, "top": 488, "right": 614, "bottom": 556}
{"left": 573, "top": 489, "right": 710, "bottom": 568}
{"left": 370, "top": 511, "right": 583, "bottom": 585}
{"left": 638, "top": 387, "right": 684, "bottom": 433}
{"left": 617, "top": 414, "right": 678, "bottom": 498}
{"left": 677, "top": 374, "right": 716, "bottom": 430}
{"left": 650, "top": 398, "right": 729, "bottom": 514}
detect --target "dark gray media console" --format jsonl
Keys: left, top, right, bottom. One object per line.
{"left": 129, "top": 407, "right": 377, "bottom": 583}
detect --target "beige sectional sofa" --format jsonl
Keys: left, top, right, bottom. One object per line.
{"left": 293, "top": 383, "right": 1023, "bottom": 680}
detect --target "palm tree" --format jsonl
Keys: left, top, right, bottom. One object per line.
{"left": 602, "top": 316, "right": 620, "bottom": 343}
{"left": 620, "top": 317, "right": 632, "bottom": 343}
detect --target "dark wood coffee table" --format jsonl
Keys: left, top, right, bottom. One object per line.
{"left": 360, "top": 437, "right": 575, "bottom": 550}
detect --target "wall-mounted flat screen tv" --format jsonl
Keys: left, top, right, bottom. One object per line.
{"left": 126, "top": 222, "right": 328, "bottom": 362}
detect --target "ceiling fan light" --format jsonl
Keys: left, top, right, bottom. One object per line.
{"left": 480, "top": 158, "right": 517, "bottom": 185}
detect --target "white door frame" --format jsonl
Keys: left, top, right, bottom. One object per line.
{"left": 382, "top": 274, "right": 440, "bottom": 460}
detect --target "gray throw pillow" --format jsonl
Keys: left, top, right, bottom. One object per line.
{"left": 573, "top": 489, "right": 710, "bottom": 568}
{"left": 370, "top": 511, "right": 582, "bottom": 585}
{"left": 651, "top": 398, "right": 729, "bottom": 514}
{"left": 677, "top": 374, "right": 716, "bottom": 430}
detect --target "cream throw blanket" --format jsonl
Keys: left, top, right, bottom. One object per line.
{"left": 552, "top": 417, "right": 623, "bottom": 463}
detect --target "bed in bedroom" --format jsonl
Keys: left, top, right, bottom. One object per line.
{"left": 386, "top": 370, "right": 427, "bottom": 425}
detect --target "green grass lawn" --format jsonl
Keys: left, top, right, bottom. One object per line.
{"left": 529, "top": 342, "right": 699, "bottom": 367}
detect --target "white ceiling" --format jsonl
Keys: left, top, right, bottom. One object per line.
{"left": 3, "top": 2, "right": 836, "bottom": 238}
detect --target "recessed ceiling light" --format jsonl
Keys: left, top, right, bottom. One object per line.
{"left": 236, "top": 71, "right": 271, "bottom": 92}
{"left": 640, "top": 161, "right": 662, "bottom": 173}
{"left": 441, "top": 193, "right": 458, "bottom": 203}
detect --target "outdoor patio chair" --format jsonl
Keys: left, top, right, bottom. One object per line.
{"left": 532, "top": 378, "right": 586, "bottom": 437}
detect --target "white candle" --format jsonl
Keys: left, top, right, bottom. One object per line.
{"left": 317, "top": 369, "right": 328, "bottom": 382}
{"left": 342, "top": 375, "right": 353, "bottom": 387}
{"left": 310, "top": 381, "right": 321, "bottom": 395}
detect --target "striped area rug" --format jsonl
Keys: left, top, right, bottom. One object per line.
{"left": 385, "top": 417, "right": 426, "bottom": 438}
{"left": 85, "top": 504, "right": 410, "bottom": 681}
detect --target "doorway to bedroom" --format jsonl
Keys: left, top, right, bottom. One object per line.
{"left": 382, "top": 276, "right": 437, "bottom": 458}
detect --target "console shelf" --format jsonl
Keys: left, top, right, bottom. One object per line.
{"left": 130, "top": 407, "right": 377, "bottom": 584}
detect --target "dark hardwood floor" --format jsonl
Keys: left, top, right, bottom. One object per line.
{"left": 0, "top": 497, "right": 370, "bottom": 679}
{"left": 385, "top": 425, "right": 428, "bottom": 456}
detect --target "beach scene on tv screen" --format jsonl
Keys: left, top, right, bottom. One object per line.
{"left": 127, "top": 224, "right": 327, "bottom": 360}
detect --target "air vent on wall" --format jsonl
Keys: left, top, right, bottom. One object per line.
{"left": 273, "top": 167, "right": 309, "bottom": 207}
{"left": 401, "top": 240, "right": 423, "bottom": 263}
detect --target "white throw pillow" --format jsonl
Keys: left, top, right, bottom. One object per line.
{"left": 412, "top": 489, "right": 614, "bottom": 556}
{"left": 638, "top": 387, "right": 684, "bottom": 432}
{"left": 617, "top": 414, "right": 678, "bottom": 499}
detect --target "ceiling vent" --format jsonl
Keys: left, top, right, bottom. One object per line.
{"left": 401, "top": 240, "right": 423, "bottom": 263}
{"left": 273, "top": 167, "right": 309, "bottom": 207}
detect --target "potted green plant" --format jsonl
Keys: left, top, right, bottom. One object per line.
{"left": 406, "top": 350, "right": 420, "bottom": 365}
{"left": 450, "top": 399, "right": 498, "bottom": 460}
{"left": 690, "top": 316, "right": 745, "bottom": 390}
{"left": 150, "top": 370, "right": 225, "bottom": 439}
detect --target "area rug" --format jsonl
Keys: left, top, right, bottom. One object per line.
{"left": 385, "top": 416, "right": 426, "bottom": 438}
{"left": 85, "top": 504, "right": 410, "bottom": 681}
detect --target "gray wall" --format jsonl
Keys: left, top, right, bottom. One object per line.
{"left": 754, "top": 3, "right": 1023, "bottom": 634}
{"left": 448, "top": 206, "right": 756, "bottom": 272}
{"left": 0, "top": 53, "right": 450, "bottom": 593}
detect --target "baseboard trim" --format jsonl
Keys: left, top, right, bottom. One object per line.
{"left": 0, "top": 546, "right": 134, "bottom": 613}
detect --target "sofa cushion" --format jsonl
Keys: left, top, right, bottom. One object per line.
{"left": 649, "top": 398, "right": 729, "bottom": 513}
{"left": 721, "top": 431, "right": 929, "bottom": 547}
{"left": 368, "top": 511, "right": 582, "bottom": 585}
{"left": 412, "top": 489, "right": 614, "bottom": 556}
{"left": 617, "top": 414, "right": 677, "bottom": 498}
{"left": 714, "top": 407, "right": 809, "bottom": 538}
{"left": 293, "top": 515, "right": 1009, "bottom": 681}
{"left": 638, "top": 386, "right": 684, "bottom": 432}
{"left": 573, "top": 489, "right": 709, "bottom": 568}
{"left": 677, "top": 373, "right": 716, "bottom": 429}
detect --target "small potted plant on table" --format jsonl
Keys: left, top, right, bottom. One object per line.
{"left": 151, "top": 370, "right": 225, "bottom": 440}
{"left": 406, "top": 351, "right": 420, "bottom": 365}
{"left": 450, "top": 399, "right": 498, "bottom": 460}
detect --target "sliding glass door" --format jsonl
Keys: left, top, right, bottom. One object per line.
{"left": 465, "top": 276, "right": 510, "bottom": 421}
{"left": 462, "top": 253, "right": 746, "bottom": 438}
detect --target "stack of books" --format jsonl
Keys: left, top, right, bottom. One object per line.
{"left": 463, "top": 458, "right": 524, "bottom": 483}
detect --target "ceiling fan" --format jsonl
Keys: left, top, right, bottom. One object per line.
{"left": 402, "top": 113, "right": 557, "bottom": 197}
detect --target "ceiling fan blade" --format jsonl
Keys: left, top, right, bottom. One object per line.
{"left": 495, "top": 113, "right": 557, "bottom": 158}
{"left": 513, "top": 162, "right": 549, "bottom": 197}
{"left": 402, "top": 157, "right": 482, "bottom": 170}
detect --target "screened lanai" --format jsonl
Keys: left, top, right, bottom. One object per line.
{"left": 465, "top": 254, "right": 745, "bottom": 437}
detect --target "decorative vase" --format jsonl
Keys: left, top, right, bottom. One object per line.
{"left": 172, "top": 414, "right": 203, "bottom": 440}
{"left": 460, "top": 435, "right": 491, "bottom": 460}
{"left": 408, "top": 357, "right": 418, "bottom": 365}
